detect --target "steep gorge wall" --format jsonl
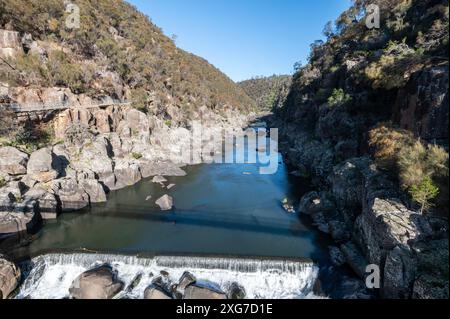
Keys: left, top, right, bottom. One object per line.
{"left": 273, "top": 0, "right": 449, "bottom": 299}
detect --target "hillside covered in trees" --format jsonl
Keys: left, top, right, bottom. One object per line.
{"left": 239, "top": 75, "right": 291, "bottom": 111}
{"left": 0, "top": 0, "right": 255, "bottom": 120}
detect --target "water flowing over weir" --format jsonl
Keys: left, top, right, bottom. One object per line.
{"left": 17, "top": 253, "right": 321, "bottom": 299}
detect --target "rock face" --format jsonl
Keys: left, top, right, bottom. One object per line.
{"left": 393, "top": 63, "right": 449, "bottom": 142}
{"left": 0, "top": 255, "right": 21, "bottom": 299}
{"left": 0, "top": 29, "right": 21, "bottom": 58}
{"left": 69, "top": 265, "right": 124, "bottom": 299}
{"left": 183, "top": 284, "right": 227, "bottom": 300}
{"left": 0, "top": 147, "right": 29, "bottom": 176}
{"left": 155, "top": 195, "right": 173, "bottom": 211}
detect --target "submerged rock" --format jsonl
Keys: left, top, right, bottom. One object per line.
{"left": 69, "top": 264, "right": 124, "bottom": 299}
{"left": 155, "top": 195, "right": 173, "bottom": 211}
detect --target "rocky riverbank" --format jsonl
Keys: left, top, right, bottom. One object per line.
{"left": 269, "top": 112, "right": 448, "bottom": 299}
{"left": 0, "top": 103, "right": 252, "bottom": 245}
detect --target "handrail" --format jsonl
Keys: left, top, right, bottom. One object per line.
{"left": 1, "top": 101, "right": 132, "bottom": 113}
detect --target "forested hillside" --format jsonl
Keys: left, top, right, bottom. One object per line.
{"left": 239, "top": 75, "right": 291, "bottom": 111}
{"left": 0, "top": 0, "right": 254, "bottom": 118}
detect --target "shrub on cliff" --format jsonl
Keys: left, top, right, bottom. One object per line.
{"left": 398, "top": 141, "right": 449, "bottom": 213}
{"left": 409, "top": 176, "right": 440, "bottom": 214}
{"left": 327, "top": 88, "right": 352, "bottom": 108}
{"left": 369, "top": 124, "right": 415, "bottom": 171}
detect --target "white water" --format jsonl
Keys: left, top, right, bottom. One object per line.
{"left": 17, "top": 253, "right": 322, "bottom": 299}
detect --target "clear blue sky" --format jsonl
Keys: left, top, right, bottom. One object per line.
{"left": 127, "top": 0, "right": 352, "bottom": 82}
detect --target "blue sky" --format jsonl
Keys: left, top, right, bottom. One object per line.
{"left": 127, "top": 0, "right": 352, "bottom": 82}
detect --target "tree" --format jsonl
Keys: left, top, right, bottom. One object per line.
{"left": 293, "top": 60, "right": 303, "bottom": 73}
{"left": 409, "top": 176, "right": 439, "bottom": 214}
{"left": 323, "top": 21, "right": 334, "bottom": 40}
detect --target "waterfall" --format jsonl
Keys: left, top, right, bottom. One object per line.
{"left": 17, "top": 253, "right": 322, "bottom": 299}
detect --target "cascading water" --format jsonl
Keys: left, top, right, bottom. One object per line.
{"left": 17, "top": 253, "right": 323, "bottom": 299}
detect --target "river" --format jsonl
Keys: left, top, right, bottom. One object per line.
{"left": 3, "top": 125, "right": 355, "bottom": 299}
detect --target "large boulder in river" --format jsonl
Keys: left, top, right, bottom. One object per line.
{"left": 155, "top": 195, "right": 173, "bottom": 211}
{"left": 27, "top": 147, "right": 62, "bottom": 183}
{"left": 0, "top": 147, "right": 29, "bottom": 176}
{"left": 0, "top": 255, "right": 21, "bottom": 299}
{"left": 69, "top": 265, "right": 124, "bottom": 299}
{"left": 183, "top": 284, "right": 227, "bottom": 299}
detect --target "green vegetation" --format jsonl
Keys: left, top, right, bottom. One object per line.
{"left": 369, "top": 124, "right": 448, "bottom": 213}
{"left": 0, "top": 0, "right": 255, "bottom": 117}
{"left": 398, "top": 141, "right": 448, "bottom": 190}
{"left": 132, "top": 152, "right": 143, "bottom": 160}
{"left": 410, "top": 176, "right": 440, "bottom": 214}
{"left": 0, "top": 176, "right": 6, "bottom": 188}
{"left": 239, "top": 75, "right": 292, "bottom": 111}
{"left": 327, "top": 88, "right": 352, "bottom": 108}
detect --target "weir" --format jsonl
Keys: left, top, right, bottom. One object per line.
{"left": 17, "top": 253, "right": 320, "bottom": 299}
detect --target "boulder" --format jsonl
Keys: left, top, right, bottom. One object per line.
{"left": 183, "top": 284, "right": 227, "bottom": 300}
{"left": 177, "top": 271, "right": 196, "bottom": 292}
{"left": 383, "top": 245, "right": 416, "bottom": 299}
{"left": 340, "top": 242, "right": 368, "bottom": 279}
{"left": 24, "top": 187, "right": 59, "bottom": 220}
{"left": 69, "top": 265, "right": 124, "bottom": 299}
{"left": 152, "top": 176, "right": 167, "bottom": 184}
{"left": 79, "top": 179, "right": 107, "bottom": 203}
{"left": 0, "top": 147, "right": 29, "bottom": 176}
{"left": 329, "top": 246, "right": 346, "bottom": 267}
{"left": 51, "top": 178, "right": 89, "bottom": 212}
{"left": 354, "top": 198, "right": 428, "bottom": 267}
{"left": 0, "top": 255, "right": 21, "bottom": 299}
{"left": 155, "top": 195, "right": 173, "bottom": 211}
{"left": 227, "top": 282, "right": 246, "bottom": 299}
{"left": 27, "top": 148, "right": 62, "bottom": 183}
{"left": 0, "top": 207, "right": 39, "bottom": 237}
{"left": 113, "top": 160, "right": 142, "bottom": 190}
{"left": 144, "top": 285, "right": 173, "bottom": 300}
{"left": 70, "top": 137, "right": 115, "bottom": 190}
{"left": 299, "top": 191, "right": 335, "bottom": 215}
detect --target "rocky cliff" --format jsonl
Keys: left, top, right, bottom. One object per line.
{"left": 274, "top": 0, "right": 449, "bottom": 299}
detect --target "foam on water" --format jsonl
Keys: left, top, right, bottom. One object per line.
{"left": 17, "top": 253, "right": 322, "bottom": 299}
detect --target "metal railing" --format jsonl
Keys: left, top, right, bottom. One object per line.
{"left": 2, "top": 100, "right": 132, "bottom": 113}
